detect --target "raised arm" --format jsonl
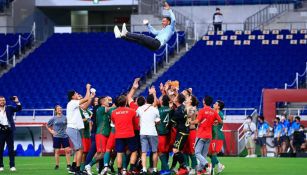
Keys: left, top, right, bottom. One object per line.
{"left": 127, "top": 78, "right": 141, "bottom": 104}
{"left": 79, "top": 83, "right": 91, "bottom": 105}
{"left": 164, "top": 2, "right": 176, "bottom": 30}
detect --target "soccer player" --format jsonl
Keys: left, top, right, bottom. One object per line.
{"left": 66, "top": 84, "right": 94, "bottom": 175}
{"left": 190, "top": 96, "right": 222, "bottom": 175}
{"left": 157, "top": 95, "right": 171, "bottom": 174}
{"left": 113, "top": 2, "right": 176, "bottom": 51}
{"left": 111, "top": 95, "right": 138, "bottom": 175}
{"left": 46, "top": 105, "right": 71, "bottom": 170}
{"left": 273, "top": 117, "right": 282, "bottom": 157}
{"left": 170, "top": 93, "right": 189, "bottom": 175}
{"left": 182, "top": 95, "right": 198, "bottom": 175}
{"left": 210, "top": 100, "right": 225, "bottom": 174}
{"left": 256, "top": 116, "right": 270, "bottom": 157}
{"left": 79, "top": 104, "right": 92, "bottom": 172}
{"left": 85, "top": 96, "right": 111, "bottom": 175}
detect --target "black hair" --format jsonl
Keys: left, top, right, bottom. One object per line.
{"left": 258, "top": 115, "right": 265, "bottom": 121}
{"left": 162, "top": 95, "right": 170, "bottom": 107}
{"left": 203, "top": 96, "right": 213, "bottom": 106}
{"left": 295, "top": 116, "right": 301, "bottom": 121}
{"left": 247, "top": 116, "right": 252, "bottom": 120}
{"left": 216, "top": 8, "right": 220, "bottom": 11}
{"left": 163, "top": 16, "right": 171, "bottom": 23}
{"left": 191, "top": 95, "right": 199, "bottom": 107}
{"left": 117, "top": 95, "right": 127, "bottom": 107}
{"left": 98, "top": 96, "right": 107, "bottom": 106}
{"left": 216, "top": 100, "right": 225, "bottom": 110}
{"left": 146, "top": 94, "right": 155, "bottom": 104}
{"left": 177, "top": 94, "right": 186, "bottom": 104}
{"left": 67, "top": 90, "right": 76, "bottom": 101}
{"left": 275, "top": 117, "right": 280, "bottom": 122}
{"left": 137, "top": 96, "right": 146, "bottom": 106}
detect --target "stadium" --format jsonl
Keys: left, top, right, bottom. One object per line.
{"left": 0, "top": 0, "right": 306, "bottom": 175}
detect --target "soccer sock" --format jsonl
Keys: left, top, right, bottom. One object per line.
{"left": 104, "top": 152, "right": 111, "bottom": 167}
{"left": 98, "top": 159, "right": 104, "bottom": 173}
{"left": 80, "top": 163, "right": 85, "bottom": 171}
{"left": 159, "top": 153, "right": 169, "bottom": 171}
{"left": 118, "top": 167, "right": 122, "bottom": 174}
{"left": 123, "top": 154, "right": 128, "bottom": 169}
{"left": 176, "top": 152, "right": 185, "bottom": 168}
{"left": 76, "top": 166, "right": 80, "bottom": 172}
{"left": 211, "top": 155, "right": 219, "bottom": 168}
{"left": 183, "top": 154, "right": 189, "bottom": 167}
{"left": 171, "top": 153, "right": 178, "bottom": 169}
{"left": 72, "top": 162, "right": 76, "bottom": 168}
{"left": 89, "top": 158, "right": 97, "bottom": 166}
{"left": 130, "top": 164, "right": 135, "bottom": 172}
{"left": 190, "top": 154, "right": 197, "bottom": 169}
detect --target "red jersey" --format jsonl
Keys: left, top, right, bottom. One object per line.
{"left": 129, "top": 101, "right": 140, "bottom": 131}
{"left": 196, "top": 106, "right": 222, "bottom": 139}
{"left": 111, "top": 107, "right": 136, "bottom": 138}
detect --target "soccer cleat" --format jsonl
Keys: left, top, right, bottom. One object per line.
{"left": 121, "top": 23, "right": 129, "bottom": 37}
{"left": 152, "top": 171, "right": 159, "bottom": 175}
{"left": 0, "top": 167, "right": 4, "bottom": 171}
{"left": 250, "top": 154, "right": 257, "bottom": 158}
{"left": 114, "top": 26, "right": 122, "bottom": 38}
{"left": 54, "top": 165, "right": 59, "bottom": 170}
{"left": 189, "top": 169, "right": 196, "bottom": 175}
{"left": 67, "top": 165, "right": 72, "bottom": 170}
{"left": 100, "top": 167, "right": 108, "bottom": 175}
{"left": 217, "top": 163, "right": 225, "bottom": 174}
{"left": 197, "top": 169, "right": 207, "bottom": 175}
{"left": 10, "top": 167, "right": 16, "bottom": 171}
{"left": 68, "top": 166, "right": 76, "bottom": 174}
{"left": 85, "top": 164, "right": 93, "bottom": 175}
{"left": 176, "top": 167, "right": 189, "bottom": 175}
{"left": 245, "top": 155, "right": 250, "bottom": 158}
{"left": 160, "top": 170, "right": 172, "bottom": 175}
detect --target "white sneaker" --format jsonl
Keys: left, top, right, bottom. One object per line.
{"left": 204, "top": 164, "right": 212, "bottom": 175}
{"left": 250, "top": 154, "right": 257, "bottom": 158}
{"left": 121, "top": 23, "right": 128, "bottom": 37}
{"left": 85, "top": 164, "right": 92, "bottom": 175}
{"left": 217, "top": 163, "right": 225, "bottom": 174}
{"left": 0, "top": 167, "right": 4, "bottom": 171}
{"left": 245, "top": 155, "right": 250, "bottom": 158}
{"left": 189, "top": 168, "right": 196, "bottom": 175}
{"left": 114, "top": 25, "right": 122, "bottom": 38}
{"left": 100, "top": 167, "right": 108, "bottom": 175}
{"left": 10, "top": 167, "right": 16, "bottom": 171}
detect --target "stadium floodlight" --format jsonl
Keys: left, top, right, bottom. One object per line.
{"left": 93, "top": 0, "right": 100, "bottom": 4}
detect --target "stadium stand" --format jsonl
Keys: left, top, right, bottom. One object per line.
{"left": 0, "top": 0, "right": 13, "bottom": 12}
{"left": 0, "top": 32, "right": 185, "bottom": 110}
{"left": 148, "top": 29, "right": 307, "bottom": 110}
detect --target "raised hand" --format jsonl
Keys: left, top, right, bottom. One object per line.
{"left": 133, "top": 78, "right": 141, "bottom": 89}
{"left": 164, "top": 1, "right": 170, "bottom": 10}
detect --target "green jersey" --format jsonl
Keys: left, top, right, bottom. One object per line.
{"left": 156, "top": 106, "right": 171, "bottom": 135}
{"left": 107, "top": 107, "right": 117, "bottom": 133}
{"left": 80, "top": 108, "right": 91, "bottom": 138}
{"left": 212, "top": 111, "right": 225, "bottom": 140}
{"left": 96, "top": 106, "right": 111, "bottom": 136}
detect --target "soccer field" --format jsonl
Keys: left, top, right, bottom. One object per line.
{"left": 2, "top": 157, "right": 307, "bottom": 175}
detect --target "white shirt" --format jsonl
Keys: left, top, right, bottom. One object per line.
{"left": 137, "top": 104, "right": 160, "bottom": 136}
{"left": 66, "top": 100, "right": 84, "bottom": 129}
{"left": 243, "top": 122, "right": 256, "bottom": 138}
{"left": 0, "top": 107, "right": 9, "bottom": 126}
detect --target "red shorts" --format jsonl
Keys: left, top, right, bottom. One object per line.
{"left": 82, "top": 138, "right": 91, "bottom": 153}
{"left": 158, "top": 135, "right": 169, "bottom": 153}
{"left": 183, "top": 129, "right": 196, "bottom": 154}
{"left": 169, "top": 128, "right": 177, "bottom": 152}
{"left": 209, "top": 140, "right": 223, "bottom": 154}
{"left": 106, "top": 132, "right": 116, "bottom": 151}
{"left": 95, "top": 134, "right": 108, "bottom": 153}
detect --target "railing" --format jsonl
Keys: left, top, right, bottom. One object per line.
{"left": 153, "top": 31, "right": 186, "bottom": 74}
{"left": 165, "top": 0, "right": 294, "bottom": 6}
{"left": 284, "top": 61, "right": 307, "bottom": 89}
{"left": 223, "top": 108, "right": 256, "bottom": 117}
{"left": 276, "top": 107, "right": 307, "bottom": 116}
{"left": 244, "top": 3, "right": 291, "bottom": 30}
{"left": 273, "top": 21, "right": 307, "bottom": 30}
{"left": 0, "top": 22, "right": 36, "bottom": 67}
{"left": 138, "top": 0, "right": 196, "bottom": 40}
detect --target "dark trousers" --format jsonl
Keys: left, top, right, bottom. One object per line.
{"left": 85, "top": 133, "right": 96, "bottom": 165}
{"left": 214, "top": 23, "right": 222, "bottom": 32}
{"left": 123, "top": 32, "right": 161, "bottom": 51}
{"left": 0, "top": 129, "right": 15, "bottom": 168}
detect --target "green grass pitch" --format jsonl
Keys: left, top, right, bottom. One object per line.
{"left": 2, "top": 156, "right": 307, "bottom": 175}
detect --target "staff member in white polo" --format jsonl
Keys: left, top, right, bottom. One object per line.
{"left": 66, "top": 84, "right": 95, "bottom": 175}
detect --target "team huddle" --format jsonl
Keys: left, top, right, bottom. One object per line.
{"left": 47, "top": 78, "right": 226, "bottom": 175}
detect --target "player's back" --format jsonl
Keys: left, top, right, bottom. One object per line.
{"left": 111, "top": 107, "right": 136, "bottom": 138}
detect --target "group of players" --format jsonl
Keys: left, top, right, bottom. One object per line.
{"left": 47, "top": 78, "right": 226, "bottom": 175}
